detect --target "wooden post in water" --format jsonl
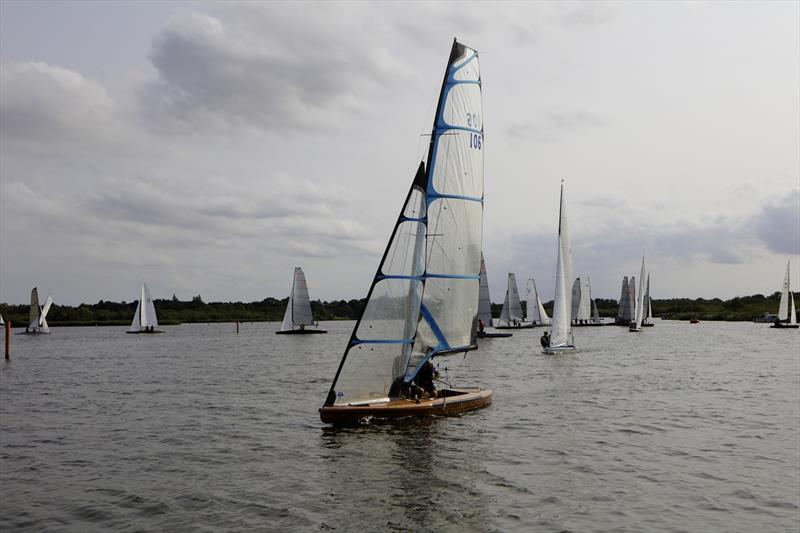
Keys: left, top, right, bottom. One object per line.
{"left": 4, "top": 320, "right": 10, "bottom": 359}
{"left": 236, "top": 320, "right": 240, "bottom": 334}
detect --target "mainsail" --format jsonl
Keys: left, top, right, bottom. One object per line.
{"left": 617, "top": 276, "right": 629, "bottom": 322}
{"left": 571, "top": 277, "right": 591, "bottom": 323}
{"left": 526, "top": 277, "right": 550, "bottom": 325}
{"left": 549, "top": 182, "right": 574, "bottom": 348}
{"left": 324, "top": 40, "right": 483, "bottom": 406}
{"left": 644, "top": 273, "right": 653, "bottom": 324}
{"left": 477, "top": 253, "right": 493, "bottom": 327}
{"left": 498, "top": 273, "right": 524, "bottom": 326}
{"left": 627, "top": 276, "right": 636, "bottom": 323}
{"left": 280, "top": 267, "right": 316, "bottom": 331}
{"left": 29, "top": 287, "right": 40, "bottom": 330}
{"left": 632, "top": 257, "right": 646, "bottom": 330}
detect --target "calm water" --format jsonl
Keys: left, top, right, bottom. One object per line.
{"left": 1, "top": 321, "right": 798, "bottom": 531}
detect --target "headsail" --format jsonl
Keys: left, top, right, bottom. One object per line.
{"left": 324, "top": 40, "right": 483, "bottom": 406}
{"left": 143, "top": 282, "right": 158, "bottom": 328}
{"left": 644, "top": 273, "right": 653, "bottom": 324}
{"left": 477, "top": 253, "right": 493, "bottom": 327}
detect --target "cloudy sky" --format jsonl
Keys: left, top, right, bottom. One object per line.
{"left": 1, "top": 1, "right": 798, "bottom": 306}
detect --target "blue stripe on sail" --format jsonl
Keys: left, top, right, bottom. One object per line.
{"left": 428, "top": 192, "right": 483, "bottom": 203}
{"left": 351, "top": 339, "right": 413, "bottom": 345}
{"left": 376, "top": 274, "right": 424, "bottom": 281}
{"left": 406, "top": 342, "right": 475, "bottom": 382}
{"left": 399, "top": 216, "right": 426, "bottom": 223}
{"left": 419, "top": 304, "right": 449, "bottom": 350}
{"left": 436, "top": 124, "right": 482, "bottom": 135}
{"left": 425, "top": 274, "right": 480, "bottom": 280}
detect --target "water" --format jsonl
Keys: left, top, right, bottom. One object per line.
{"left": 1, "top": 321, "right": 798, "bottom": 531}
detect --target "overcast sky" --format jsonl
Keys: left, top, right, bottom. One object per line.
{"left": 1, "top": 1, "right": 798, "bottom": 306}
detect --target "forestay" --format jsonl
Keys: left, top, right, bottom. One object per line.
{"left": 325, "top": 41, "right": 483, "bottom": 406}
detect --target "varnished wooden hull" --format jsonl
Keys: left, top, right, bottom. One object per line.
{"left": 319, "top": 387, "right": 492, "bottom": 424}
{"left": 275, "top": 329, "right": 327, "bottom": 335}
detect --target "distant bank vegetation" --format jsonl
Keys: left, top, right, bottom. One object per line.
{"left": 0, "top": 292, "right": 785, "bottom": 327}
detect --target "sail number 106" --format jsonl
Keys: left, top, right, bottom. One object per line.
{"left": 466, "top": 113, "right": 481, "bottom": 150}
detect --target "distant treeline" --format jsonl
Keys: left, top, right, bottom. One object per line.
{"left": 0, "top": 292, "right": 784, "bottom": 327}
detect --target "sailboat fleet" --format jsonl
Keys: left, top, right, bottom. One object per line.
{"left": 1, "top": 40, "right": 794, "bottom": 427}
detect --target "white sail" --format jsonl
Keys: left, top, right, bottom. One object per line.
{"left": 291, "top": 268, "right": 315, "bottom": 327}
{"left": 29, "top": 287, "right": 40, "bottom": 330}
{"left": 632, "top": 257, "right": 646, "bottom": 330}
{"left": 559, "top": 185, "right": 573, "bottom": 319}
{"left": 130, "top": 300, "right": 142, "bottom": 331}
{"left": 39, "top": 294, "right": 53, "bottom": 332}
{"left": 790, "top": 292, "right": 797, "bottom": 326}
{"left": 526, "top": 277, "right": 550, "bottom": 325}
{"left": 0, "top": 313, "right": 4, "bottom": 326}
{"left": 778, "top": 260, "right": 790, "bottom": 321}
{"left": 498, "top": 273, "right": 523, "bottom": 326}
{"left": 644, "top": 273, "right": 653, "bottom": 324}
{"left": 571, "top": 277, "right": 591, "bottom": 322}
{"left": 326, "top": 41, "right": 483, "bottom": 406}
{"left": 130, "top": 282, "right": 158, "bottom": 331}
{"left": 549, "top": 182, "right": 574, "bottom": 349}
{"left": 589, "top": 277, "right": 602, "bottom": 323}
{"left": 477, "top": 253, "right": 493, "bottom": 327}
{"left": 280, "top": 294, "right": 293, "bottom": 331}
{"left": 627, "top": 276, "right": 636, "bottom": 322}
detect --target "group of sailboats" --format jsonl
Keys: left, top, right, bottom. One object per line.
{"left": 615, "top": 265, "right": 654, "bottom": 329}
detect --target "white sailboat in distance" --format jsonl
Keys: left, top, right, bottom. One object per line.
{"left": 629, "top": 257, "right": 646, "bottom": 332}
{"left": 24, "top": 287, "right": 53, "bottom": 334}
{"left": 543, "top": 182, "right": 577, "bottom": 354}
{"left": 771, "top": 260, "right": 798, "bottom": 329}
{"left": 477, "top": 253, "right": 512, "bottom": 338}
{"left": 127, "top": 281, "right": 162, "bottom": 334}
{"left": 495, "top": 273, "right": 533, "bottom": 329}
{"left": 276, "top": 267, "right": 326, "bottom": 334}
{"left": 526, "top": 277, "right": 551, "bottom": 326}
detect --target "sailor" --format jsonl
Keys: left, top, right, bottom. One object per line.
{"left": 478, "top": 319, "right": 485, "bottom": 333}
{"left": 414, "top": 360, "right": 439, "bottom": 398}
{"left": 540, "top": 331, "right": 550, "bottom": 348}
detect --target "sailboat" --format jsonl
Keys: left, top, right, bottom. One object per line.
{"left": 477, "top": 253, "right": 512, "bottom": 338}
{"left": 127, "top": 281, "right": 162, "bottom": 334}
{"left": 579, "top": 276, "right": 604, "bottom": 326}
{"left": 615, "top": 276, "right": 630, "bottom": 325}
{"left": 629, "top": 257, "right": 646, "bottom": 332}
{"left": 495, "top": 273, "right": 533, "bottom": 329}
{"left": 320, "top": 39, "right": 491, "bottom": 423}
{"left": 276, "top": 267, "right": 327, "bottom": 334}
{"left": 641, "top": 273, "right": 655, "bottom": 327}
{"left": 543, "top": 182, "right": 577, "bottom": 354}
{"left": 526, "top": 277, "right": 551, "bottom": 326}
{"left": 771, "top": 260, "right": 798, "bottom": 329}
{"left": 23, "top": 287, "right": 53, "bottom": 334}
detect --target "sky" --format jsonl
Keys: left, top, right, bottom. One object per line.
{"left": 1, "top": 1, "right": 798, "bottom": 306}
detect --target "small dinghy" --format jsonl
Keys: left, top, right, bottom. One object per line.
{"left": 276, "top": 267, "right": 326, "bottom": 334}
{"left": 22, "top": 287, "right": 53, "bottom": 334}
{"left": 629, "top": 257, "right": 646, "bottom": 332}
{"left": 476, "top": 253, "right": 512, "bottom": 339}
{"left": 542, "top": 182, "right": 577, "bottom": 354}
{"left": 127, "top": 282, "right": 163, "bottom": 334}
{"left": 771, "top": 260, "right": 798, "bottom": 329}
{"left": 320, "top": 39, "right": 491, "bottom": 423}
{"left": 494, "top": 273, "right": 534, "bottom": 329}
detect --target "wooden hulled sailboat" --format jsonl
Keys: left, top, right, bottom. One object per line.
{"left": 127, "top": 282, "right": 162, "bottom": 334}
{"left": 320, "top": 40, "right": 491, "bottom": 423}
{"left": 276, "top": 267, "right": 326, "bottom": 334}
{"left": 477, "top": 253, "right": 512, "bottom": 338}
{"left": 771, "top": 260, "right": 798, "bottom": 329}
{"left": 23, "top": 287, "right": 52, "bottom": 334}
{"left": 543, "top": 182, "right": 577, "bottom": 354}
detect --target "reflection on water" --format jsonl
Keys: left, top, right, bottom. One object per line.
{"left": 1, "top": 321, "right": 798, "bottom": 531}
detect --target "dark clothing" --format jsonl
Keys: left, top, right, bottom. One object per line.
{"left": 540, "top": 333, "right": 550, "bottom": 348}
{"left": 414, "top": 361, "right": 438, "bottom": 396}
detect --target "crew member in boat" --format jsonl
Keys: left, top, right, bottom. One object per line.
{"left": 414, "top": 360, "right": 439, "bottom": 398}
{"left": 540, "top": 331, "right": 550, "bottom": 348}
{"left": 478, "top": 319, "right": 485, "bottom": 334}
